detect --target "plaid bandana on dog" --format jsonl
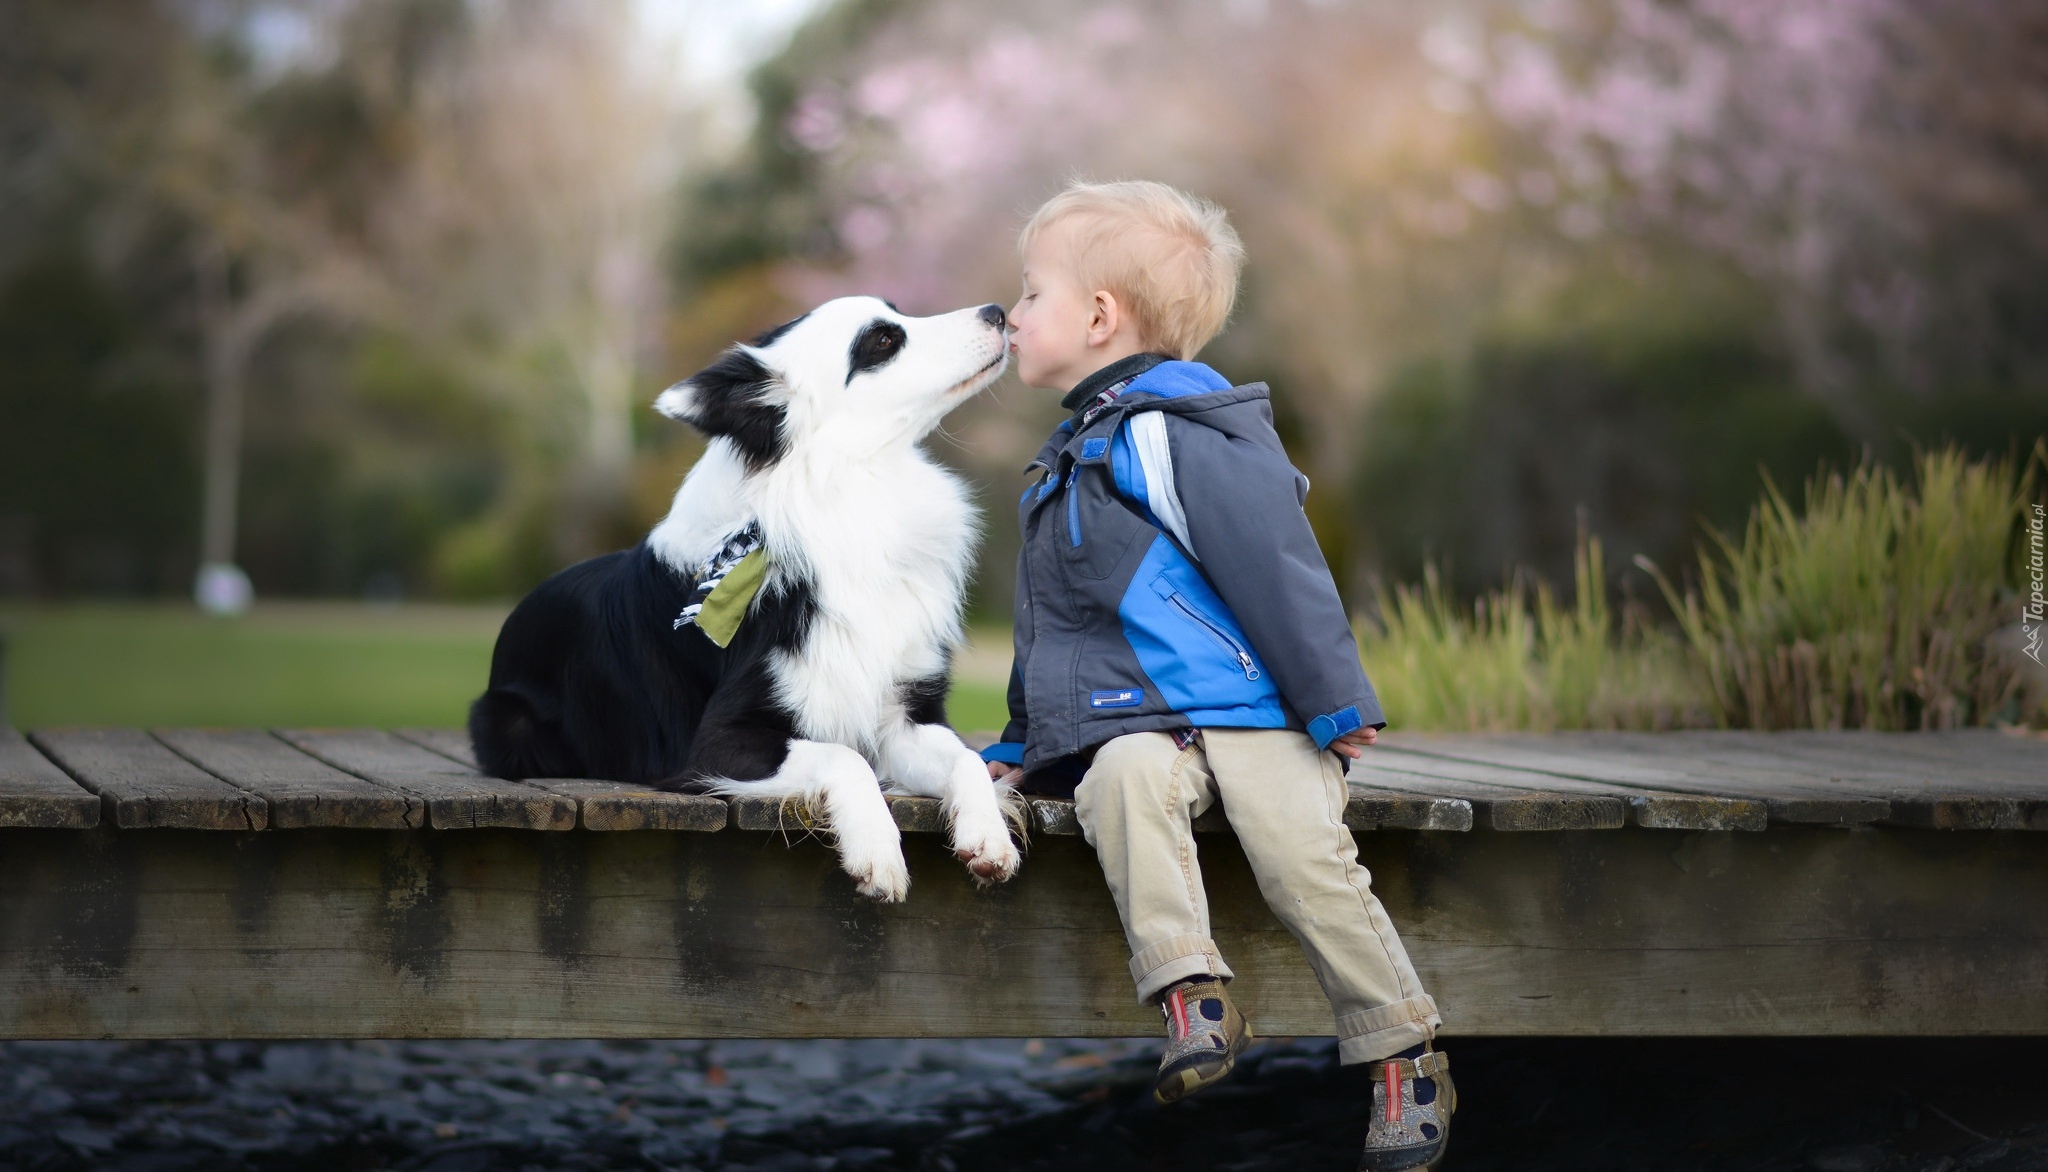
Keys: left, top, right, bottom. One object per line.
{"left": 675, "top": 522, "right": 768, "bottom": 648}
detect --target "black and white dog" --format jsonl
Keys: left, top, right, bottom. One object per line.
{"left": 470, "top": 296, "right": 1020, "bottom": 901}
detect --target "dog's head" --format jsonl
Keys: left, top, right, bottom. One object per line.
{"left": 655, "top": 296, "right": 1010, "bottom": 468}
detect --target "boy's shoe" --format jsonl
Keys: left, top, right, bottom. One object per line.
{"left": 1151, "top": 976, "right": 1253, "bottom": 1103}
{"left": 1357, "top": 1046, "right": 1456, "bottom": 1170}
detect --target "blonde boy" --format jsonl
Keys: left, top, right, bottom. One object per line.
{"left": 979, "top": 179, "right": 1456, "bottom": 1170}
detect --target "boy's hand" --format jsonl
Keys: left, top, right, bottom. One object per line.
{"left": 987, "top": 761, "right": 1024, "bottom": 786}
{"left": 1330, "top": 727, "right": 1379, "bottom": 759}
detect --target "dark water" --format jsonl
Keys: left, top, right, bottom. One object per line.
{"left": 1, "top": 1036, "right": 2043, "bottom": 1171}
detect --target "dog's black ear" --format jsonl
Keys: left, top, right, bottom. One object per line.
{"left": 655, "top": 345, "right": 789, "bottom": 470}
{"left": 746, "top": 311, "right": 809, "bottom": 348}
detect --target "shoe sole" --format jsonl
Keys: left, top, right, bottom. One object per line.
{"left": 1153, "top": 1024, "right": 1255, "bottom": 1104}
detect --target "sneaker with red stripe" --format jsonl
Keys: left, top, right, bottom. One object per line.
{"left": 1151, "top": 976, "right": 1253, "bottom": 1104}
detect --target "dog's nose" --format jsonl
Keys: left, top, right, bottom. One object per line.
{"left": 978, "top": 303, "right": 1007, "bottom": 330}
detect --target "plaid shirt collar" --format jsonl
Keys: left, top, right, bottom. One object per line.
{"left": 1060, "top": 352, "right": 1173, "bottom": 429}
{"left": 1076, "top": 377, "right": 1137, "bottom": 429}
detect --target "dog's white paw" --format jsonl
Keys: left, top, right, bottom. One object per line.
{"left": 843, "top": 843, "right": 911, "bottom": 903}
{"left": 952, "top": 818, "right": 1021, "bottom": 886}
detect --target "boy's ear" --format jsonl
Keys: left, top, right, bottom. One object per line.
{"left": 655, "top": 344, "right": 789, "bottom": 469}
{"left": 1087, "top": 289, "right": 1122, "bottom": 344}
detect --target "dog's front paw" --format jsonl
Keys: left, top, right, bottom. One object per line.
{"left": 844, "top": 845, "right": 911, "bottom": 903}
{"left": 952, "top": 820, "right": 1021, "bottom": 886}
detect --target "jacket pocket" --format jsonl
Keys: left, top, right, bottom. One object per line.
{"left": 1151, "top": 576, "right": 1263, "bottom": 681}
{"left": 1061, "top": 463, "right": 1144, "bottom": 580}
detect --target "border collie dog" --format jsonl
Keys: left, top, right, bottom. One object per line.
{"left": 470, "top": 296, "right": 1020, "bottom": 901}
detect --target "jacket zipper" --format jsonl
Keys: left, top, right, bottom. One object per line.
{"left": 1065, "top": 466, "right": 1081, "bottom": 547}
{"left": 1167, "top": 592, "right": 1262, "bottom": 680}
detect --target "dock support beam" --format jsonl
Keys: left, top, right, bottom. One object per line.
{"left": 2, "top": 824, "right": 2043, "bottom": 1039}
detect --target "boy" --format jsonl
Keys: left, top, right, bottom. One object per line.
{"left": 979, "top": 179, "right": 1455, "bottom": 1170}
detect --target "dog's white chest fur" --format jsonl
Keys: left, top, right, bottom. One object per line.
{"left": 650, "top": 439, "right": 977, "bottom": 750}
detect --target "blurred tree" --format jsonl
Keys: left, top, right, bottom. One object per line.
{"left": 0, "top": 247, "right": 199, "bottom": 595}
{"left": 1481, "top": 0, "right": 2048, "bottom": 442}
{"left": 0, "top": 0, "right": 695, "bottom": 601}
{"left": 0, "top": 0, "right": 207, "bottom": 595}
{"left": 374, "top": 0, "right": 685, "bottom": 570}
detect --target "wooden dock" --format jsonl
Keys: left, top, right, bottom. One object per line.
{"left": 0, "top": 726, "right": 2042, "bottom": 1040}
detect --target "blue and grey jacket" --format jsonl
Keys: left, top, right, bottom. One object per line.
{"left": 980, "top": 352, "right": 1386, "bottom": 775}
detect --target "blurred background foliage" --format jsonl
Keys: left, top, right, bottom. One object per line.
{"left": 1, "top": 0, "right": 2043, "bottom": 730}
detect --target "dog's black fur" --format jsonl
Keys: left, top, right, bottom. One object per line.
{"left": 468, "top": 543, "right": 818, "bottom": 786}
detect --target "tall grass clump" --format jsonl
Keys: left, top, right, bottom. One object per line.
{"left": 1635, "top": 442, "right": 2046, "bottom": 731}
{"left": 1357, "top": 528, "right": 1707, "bottom": 731}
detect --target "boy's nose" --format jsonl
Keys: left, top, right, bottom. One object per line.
{"left": 978, "top": 303, "right": 1007, "bottom": 330}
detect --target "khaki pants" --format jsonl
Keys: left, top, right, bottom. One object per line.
{"left": 1074, "top": 728, "right": 1441, "bottom": 1065}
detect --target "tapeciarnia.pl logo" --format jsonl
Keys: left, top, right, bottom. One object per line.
{"left": 2026, "top": 503, "right": 2045, "bottom": 667}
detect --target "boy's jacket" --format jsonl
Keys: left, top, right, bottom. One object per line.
{"left": 981, "top": 355, "right": 1386, "bottom": 774}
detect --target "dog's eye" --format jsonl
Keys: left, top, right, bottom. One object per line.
{"left": 847, "top": 319, "right": 908, "bottom": 384}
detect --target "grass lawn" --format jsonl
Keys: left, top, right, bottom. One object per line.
{"left": 0, "top": 603, "right": 1013, "bottom": 734}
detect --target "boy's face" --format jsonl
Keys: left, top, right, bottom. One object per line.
{"left": 1008, "top": 222, "right": 1142, "bottom": 393}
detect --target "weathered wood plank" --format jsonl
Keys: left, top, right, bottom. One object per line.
{"left": 1342, "top": 789, "right": 1475, "bottom": 832}
{"left": 1813, "top": 729, "right": 2046, "bottom": 779}
{"left": 1383, "top": 733, "right": 1692, "bottom": 786}
{"left": 1464, "top": 790, "right": 1626, "bottom": 831}
{"left": 279, "top": 730, "right": 574, "bottom": 831}
{"left": 1398, "top": 733, "right": 1893, "bottom": 826}
{"left": 524, "top": 780, "right": 728, "bottom": 832}
{"left": 389, "top": 728, "right": 727, "bottom": 831}
{"left": 396, "top": 728, "right": 2036, "bottom": 833}
{"left": 394, "top": 727, "right": 479, "bottom": 770}
{"left": 29, "top": 729, "right": 265, "bottom": 830}
{"left": 729, "top": 794, "right": 827, "bottom": 835}
{"left": 406, "top": 728, "right": 949, "bottom": 834}
{"left": 887, "top": 796, "right": 946, "bottom": 834}
{"left": 1879, "top": 796, "right": 2041, "bottom": 832}
{"left": 401, "top": 728, "right": 951, "bottom": 833}
{"left": 728, "top": 794, "right": 948, "bottom": 835}
{"left": 1653, "top": 732, "right": 2043, "bottom": 829}
{"left": 2, "top": 824, "right": 2041, "bottom": 1039}
{"left": 0, "top": 728, "right": 99, "bottom": 829}
{"left": 1653, "top": 730, "right": 2042, "bottom": 788}
{"left": 1698, "top": 731, "right": 2038, "bottom": 788}
{"left": 1534, "top": 731, "right": 2047, "bottom": 829}
{"left": 1367, "top": 745, "right": 1766, "bottom": 831}
{"left": 1347, "top": 763, "right": 1628, "bottom": 831}
{"left": 10, "top": 730, "right": 2029, "bottom": 836}
{"left": 1575, "top": 735, "right": 1899, "bottom": 825}
{"left": 1029, "top": 797, "right": 1081, "bottom": 836}
{"left": 154, "top": 729, "right": 422, "bottom": 830}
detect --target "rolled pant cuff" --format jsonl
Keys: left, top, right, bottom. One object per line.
{"left": 1334, "top": 995, "right": 1442, "bottom": 1066}
{"left": 1129, "top": 934, "right": 1234, "bottom": 1004}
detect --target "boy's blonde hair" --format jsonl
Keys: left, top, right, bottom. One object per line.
{"left": 1018, "top": 178, "right": 1245, "bottom": 361}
